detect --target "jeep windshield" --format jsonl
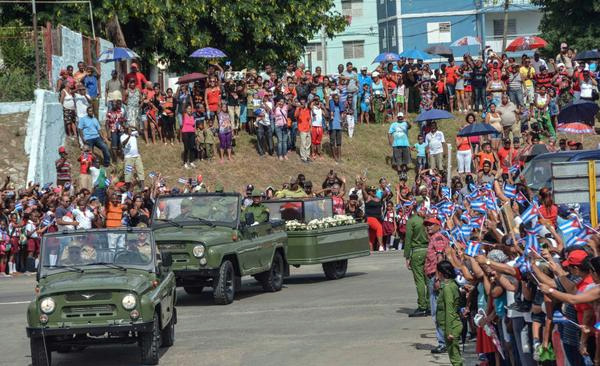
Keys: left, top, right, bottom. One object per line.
{"left": 152, "top": 195, "right": 239, "bottom": 227}
{"left": 39, "top": 230, "right": 155, "bottom": 276}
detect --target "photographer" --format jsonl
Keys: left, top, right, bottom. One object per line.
{"left": 120, "top": 126, "right": 145, "bottom": 190}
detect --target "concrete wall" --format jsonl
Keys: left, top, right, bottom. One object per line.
{"left": 97, "top": 38, "right": 115, "bottom": 121}
{"left": 51, "top": 26, "right": 84, "bottom": 92}
{"left": 0, "top": 101, "right": 32, "bottom": 115}
{"left": 25, "top": 89, "right": 65, "bottom": 185}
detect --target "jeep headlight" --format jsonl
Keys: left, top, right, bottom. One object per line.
{"left": 192, "top": 244, "right": 205, "bottom": 258}
{"left": 121, "top": 294, "right": 136, "bottom": 310}
{"left": 40, "top": 297, "right": 55, "bottom": 314}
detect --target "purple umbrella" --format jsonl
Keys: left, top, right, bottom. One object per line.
{"left": 190, "top": 47, "right": 227, "bottom": 58}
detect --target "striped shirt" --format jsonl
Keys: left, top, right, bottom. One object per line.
{"left": 55, "top": 158, "right": 72, "bottom": 182}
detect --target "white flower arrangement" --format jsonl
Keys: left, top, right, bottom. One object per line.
{"left": 285, "top": 215, "right": 355, "bottom": 231}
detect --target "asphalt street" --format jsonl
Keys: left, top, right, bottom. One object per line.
{"left": 0, "top": 252, "right": 475, "bottom": 366}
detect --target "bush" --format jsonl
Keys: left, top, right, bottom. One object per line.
{"left": 0, "top": 24, "right": 37, "bottom": 102}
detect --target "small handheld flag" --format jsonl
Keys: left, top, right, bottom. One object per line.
{"left": 519, "top": 204, "right": 539, "bottom": 224}
{"left": 125, "top": 165, "right": 134, "bottom": 174}
{"left": 503, "top": 183, "right": 517, "bottom": 200}
{"left": 465, "top": 241, "right": 482, "bottom": 257}
{"left": 178, "top": 177, "right": 188, "bottom": 184}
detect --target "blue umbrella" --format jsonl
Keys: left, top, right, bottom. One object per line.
{"left": 97, "top": 47, "right": 140, "bottom": 63}
{"left": 558, "top": 99, "right": 599, "bottom": 125}
{"left": 190, "top": 47, "right": 227, "bottom": 58}
{"left": 415, "top": 108, "right": 454, "bottom": 122}
{"left": 372, "top": 52, "right": 401, "bottom": 64}
{"left": 457, "top": 123, "right": 498, "bottom": 137}
{"left": 398, "top": 49, "right": 433, "bottom": 60}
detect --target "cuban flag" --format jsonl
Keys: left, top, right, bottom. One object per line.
{"left": 460, "top": 224, "right": 473, "bottom": 239}
{"left": 470, "top": 199, "right": 486, "bottom": 214}
{"left": 105, "top": 178, "right": 111, "bottom": 186}
{"left": 471, "top": 215, "right": 485, "bottom": 229}
{"left": 28, "top": 199, "right": 37, "bottom": 206}
{"left": 527, "top": 222, "right": 545, "bottom": 235}
{"left": 404, "top": 200, "right": 415, "bottom": 207}
{"left": 148, "top": 172, "right": 157, "bottom": 178}
{"left": 42, "top": 182, "right": 52, "bottom": 190}
{"left": 125, "top": 165, "right": 134, "bottom": 174}
{"left": 437, "top": 201, "right": 455, "bottom": 217}
{"left": 519, "top": 204, "right": 539, "bottom": 224}
{"left": 503, "top": 183, "right": 517, "bottom": 199}
{"left": 525, "top": 234, "right": 540, "bottom": 255}
{"left": 552, "top": 311, "right": 568, "bottom": 324}
{"left": 460, "top": 211, "right": 471, "bottom": 223}
{"left": 509, "top": 164, "right": 520, "bottom": 176}
{"left": 441, "top": 186, "right": 451, "bottom": 201}
{"left": 178, "top": 177, "right": 188, "bottom": 184}
{"left": 515, "top": 255, "right": 532, "bottom": 273}
{"left": 566, "top": 229, "right": 588, "bottom": 247}
{"left": 14, "top": 202, "right": 23, "bottom": 211}
{"left": 465, "top": 241, "right": 482, "bottom": 257}
{"left": 483, "top": 193, "right": 498, "bottom": 211}
{"left": 516, "top": 192, "right": 528, "bottom": 206}
{"left": 450, "top": 227, "right": 465, "bottom": 244}
{"left": 559, "top": 217, "right": 582, "bottom": 235}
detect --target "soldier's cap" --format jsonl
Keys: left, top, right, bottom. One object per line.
{"left": 251, "top": 188, "right": 263, "bottom": 197}
{"left": 215, "top": 183, "right": 224, "bottom": 192}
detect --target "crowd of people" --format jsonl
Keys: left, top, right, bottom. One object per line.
{"left": 8, "top": 39, "right": 600, "bottom": 365}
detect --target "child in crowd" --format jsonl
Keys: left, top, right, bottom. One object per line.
{"left": 412, "top": 135, "right": 428, "bottom": 172}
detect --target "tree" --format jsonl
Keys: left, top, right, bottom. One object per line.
{"left": 0, "top": 0, "right": 347, "bottom": 73}
{"left": 531, "top": 0, "right": 600, "bottom": 57}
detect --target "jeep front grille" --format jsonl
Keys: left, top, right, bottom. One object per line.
{"left": 63, "top": 304, "right": 116, "bottom": 318}
{"left": 65, "top": 292, "right": 113, "bottom": 302}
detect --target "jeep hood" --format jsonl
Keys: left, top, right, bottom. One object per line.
{"left": 40, "top": 271, "right": 153, "bottom": 296}
{"left": 153, "top": 225, "right": 233, "bottom": 245}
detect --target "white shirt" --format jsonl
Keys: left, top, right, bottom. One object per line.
{"left": 74, "top": 93, "right": 91, "bottom": 119}
{"left": 25, "top": 220, "right": 39, "bottom": 239}
{"left": 425, "top": 130, "right": 445, "bottom": 155}
{"left": 72, "top": 207, "right": 94, "bottom": 230}
{"left": 581, "top": 80, "right": 594, "bottom": 99}
{"left": 311, "top": 106, "right": 323, "bottom": 127}
{"left": 120, "top": 133, "right": 140, "bottom": 158}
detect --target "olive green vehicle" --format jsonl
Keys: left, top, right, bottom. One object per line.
{"left": 263, "top": 197, "right": 370, "bottom": 279}
{"left": 151, "top": 193, "right": 288, "bottom": 305}
{"left": 26, "top": 228, "right": 177, "bottom": 366}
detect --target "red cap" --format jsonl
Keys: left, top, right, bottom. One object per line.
{"left": 58, "top": 146, "right": 67, "bottom": 154}
{"left": 562, "top": 249, "right": 588, "bottom": 267}
{"left": 424, "top": 217, "right": 441, "bottom": 226}
{"left": 197, "top": 175, "right": 203, "bottom": 183}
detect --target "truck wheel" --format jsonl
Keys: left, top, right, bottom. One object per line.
{"left": 213, "top": 260, "right": 235, "bottom": 305}
{"left": 258, "top": 252, "right": 284, "bottom": 292}
{"left": 183, "top": 286, "right": 204, "bottom": 295}
{"left": 323, "top": 259, "right": 348, "bottom": 280}
{"left": 139, "top": 313, "right": 161, "bottom": 365}
{"left": 160, "top": 308, "right": 176, "bottom": 348}
{"left": 30, "top": 337, "right": 51, "bottom": 366}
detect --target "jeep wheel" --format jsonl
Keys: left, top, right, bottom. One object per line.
{"left": 213, "top": 260, "right": 235, "bottom": 305}
{"left": 258, "top": 252, "right": 284, "bottom": 292}
{"left": 139, "top": 313, "right": 160, "bottom": 365}
{"left": 322, "top": 259, "right": 348, "bottom": 280}
{"left": 30, "top": 337, "right": 51, "bottom": 366}
{"left": 183, "top": 286, "right": 204, "bottom": 295}
{"left": 160, "top": 308, "right": 176, "bottom": 348}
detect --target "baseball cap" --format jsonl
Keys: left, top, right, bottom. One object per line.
{"left": 397, "top": 112, "right": 404, "bottom": 118}
{"left": 562, "top": 249, "right": 589, "bottom": 267}
{"left": 360, "top": 66, "right": 368, "bottom": 71}
{"left": 560, "top": 42, "right": 568, "bottom": 49}
{"left": 372, "top": 71, "right": 380, "bottom": 78}
{"left": 424, "top": 217, "right": 441, "bottom": 226}
{"left": 250, "top": 188, "right": 262, "bottom": 197}
{"left": 58, "top": 146, "right": 66, "bottom": 154}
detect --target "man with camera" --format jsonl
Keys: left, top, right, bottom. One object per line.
{"left": 121, "top": 126, "right": 145, "bottom": 190}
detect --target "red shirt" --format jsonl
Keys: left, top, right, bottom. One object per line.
{"left": 497, "top": 147, "right": 517, "bottom": 173}
{"left": 574, "top": 274, "right": 595, "bottom": 324}
{"left": 124, "top": 71, "right": 148, "bottom": 90}
{"left": 332, "top": 196, "right": 345, "bottom": 215}
{"left": 295, "top": 107, "right": 311, "bottom": 132}
{"left": 55, "top": 158, "right": 71, "bottom": 182}
{"left": 425, "top": 232, "right": 449, "bottom": 276}
{"left": 445, "top": 66, "right": 459, "bottom": 85}
{"left": 539, "top": 204, "right": 558, "bottom": 227}
{"left": 78, "top": 152, "right": 95, "bottom": 174}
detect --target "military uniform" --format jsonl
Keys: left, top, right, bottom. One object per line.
{"left": 404, "top": 213, "right": 429, "bottom": 312}
{"left": 436, "top": 279, "right": 463, "bottom": 366}
{"left": 243, "top": 189, "right": 269, "bottom": 223}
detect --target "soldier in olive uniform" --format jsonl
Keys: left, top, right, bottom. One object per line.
{"left": 404, "top": 205, "right": 430, "bottom": 317}
{"left": 243, "top": 189, "right": 269, "bottom": 223}
{"left": 435, "top": 260, "right": 463, "bottom": 366}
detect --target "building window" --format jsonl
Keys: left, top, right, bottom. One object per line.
{"left": 493, "top": 19, "right": 517, "bottom": 37}
{"left": 426, "top": 21, "right": 451, "bottom": 44}
{"left": 341, "top": 0, "right": 363, "bottom": 17}
{"left": 380, "top": 26, "right": 387, "bottom": 52}
{"left": 343, "top": 41, "right": 365, "bottom": 59}
{"left": 390, "top": 24, "right": 397, "bottom": 47}
{"left": 306, "top": 43, "right": 323, "bottom": 61}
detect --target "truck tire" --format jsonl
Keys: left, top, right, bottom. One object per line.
{"left": 183, "top": 286, "right": 204, "bottom": 295}
{"left": 30, "top": 337, "right": 51, "bottom": 366}
{"left": 213, "top": 260, "right": 235, "bottom": 305}
{"left": 322, "top": 259, "right": 348, "bottom": 280}
{"left": 160, "top": 308, "right": 176, "bottom": 348}
{"left": 258, "top": 252, "right": 284, "bottom": 292}
{"left": 139, "top": 313, "right": 160, "bottom": 365}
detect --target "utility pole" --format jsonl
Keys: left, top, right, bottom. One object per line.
{"left": 501, "top": 0, "right": 510, "bottom": 51}
{"left": 321, "top": 26, "right": 327, "bottom": 75}
{"left": 32, "top": 0, "right": 40, "bottom": 88}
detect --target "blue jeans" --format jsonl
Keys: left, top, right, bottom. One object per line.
{"left": 256, "top": 124, "right": 273, "bottom": 156}
{"left": 288, "top": 122, "right": 297, "bottom": 150}
{"left": 85, "top": 137, "right": 111, "bottom": 167}
{"left": 428, "top": 276, "right": 446, "bottom": 347}
{"left": 275, "top": 125, "right": 288, "bottom": 157}
{"left": 508, "top": 88, "right": 524, "bottom": 108}
{"left": 473, "top": 86, "right": 486, "bottom": 111}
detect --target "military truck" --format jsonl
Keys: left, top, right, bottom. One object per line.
{"left": 26, "top": 228, "right": 177, "bottom": 366}
{"left": 263, "top": 197, "right": 370, "bottom": 279}
{"left": 151, "top": 193, "right": 288, "bottom": 305}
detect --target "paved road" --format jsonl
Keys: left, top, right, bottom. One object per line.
{"left": 0, "top": 253, "right": 472, "bottom": 366}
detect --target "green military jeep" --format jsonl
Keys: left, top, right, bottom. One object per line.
{"left": 152, "top": 193, "right": 288, "bottom": 305}
{"left": 26, "top": 228, "right": 177, "bottom": 366}
{"left": 263, "top": 197, "right": 370, "bottom": 279}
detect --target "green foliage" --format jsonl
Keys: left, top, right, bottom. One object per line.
{"left": 0, "top": 22, "right": 37, "bottom": 101}
{"left": 1, "top": 0, "right": 347, "bottom": 73}
{"left": 531, "top": 0, "right": 600, "bottom": 57}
